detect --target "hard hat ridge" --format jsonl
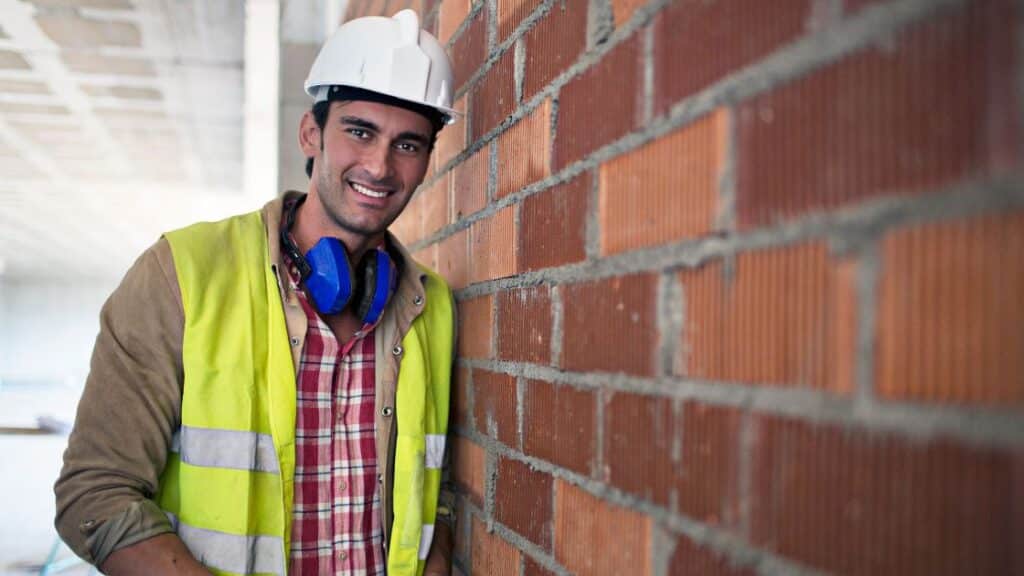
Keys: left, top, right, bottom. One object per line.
{"left": 305, "top": 9, "right": 459, "bottom": 125}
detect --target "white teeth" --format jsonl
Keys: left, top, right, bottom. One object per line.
{"left": 351, "top": 182, "right": 388, "bottom": 198}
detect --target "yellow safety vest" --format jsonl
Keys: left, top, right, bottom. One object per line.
{"left": 158, "top": 210, "right": 453, "bottom": 576}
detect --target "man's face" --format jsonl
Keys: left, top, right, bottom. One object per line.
{"left": 308, "top": 100, "right": 434, "bottom": 240}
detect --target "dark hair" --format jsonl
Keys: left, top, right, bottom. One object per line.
{"left": 303, "top": 91, "right": 444, "bottom": 179}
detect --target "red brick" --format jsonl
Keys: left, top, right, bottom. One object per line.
{"left": 365, "top": 0, "right": 380, "bottom": 16}
{"left": 452, "top": 145, "right": 489, "bottom": 222}
{"left": 453, "top": 436, "right": 487, "bottom": 507}
{"left": 604, "top": 395, "right": 742, "bottom": 523}
{"left": 520, "top": 173, "right": 589, "bottom": 271}
{"left": 495, "top": 457, "right": 553, "bottom": 549}
{"left": 611, "top": 0, "right": 644, "bottom": 27}
{"left": 439, "top": 0, "right": 471, "bottom": 44}
{"left": 561, "top": 274, "right": 658, "bottom": 376}
{"left": 454, "top": 365, "right": 471, "bottom": 430}
{"left": 554, "top": 480, "right": 652, "bottom": 576}
{"left": 390, "top": 192, "right": 422, "bottom": 246}
{"left": 844, "top": 0, "right": 883, "bottom": 14}
{"left": 497, "top": 98, "right": 552, "bottom": 199}
{"left": 434, "top": 95, "right": 467, "bottom": 172}
{"left": 458, "top": 295, "right": 493, "bottom": 359}
{"left": 437, "top": 228, "right": 469, "bottom": 289}
{"left": 496, "top": 285, "right": 552, "bottom": 364}
{"left": 389, "top": 0, "right": 416, "bottom": 13}
{"left": 750, "top": 414, "right": 1024, "bottom": 576}
{"left": 422, "top": 172, "right": 450, "bottom": 237}
{"left": 523, "top": 379, "right": 595, "bottom": 474}
{"left": 653, "top": 0, "right": 810, "bottom": 115}
{"left": 736, "top": 0, "right": 1017, "bottom": 228}
{"left": 832, "top": 259, "right": 859, "bottom": 395}
{"left": 523, "top": 0, "right": 588, "bottom": 101}
{"left": 677, "top": 402, "right": 742, "bottom": 527}
{"left": 603, "top": 392, "right": 677, "bottom": 506}
{"left": 876, "top": 211, "right": 1024, "bottom": 407}
{"left": 413, "top": 245, "right": 436, "bottom": 271}
{"left": 554, "top": 35, "right": 641, "bottom": 169}
{"left": 524, "top": 557, "right": 557, "bottom": 576}
{"left": 450, "top": 10, "right": 486, "bottom": 92}
{"left": 472, "top": 516, "right": 521, "bottom": 576}
{"left": 677, "top": 243, "right": 853, "bottom": 392}
{"left": 469, "top": 204, "right": 517, "bottom": 283}
{"left": 473, "top": 369, "right": 518, "bottom": 445}
{"left": 599, "top": 109, "right": 727, "bottom": 255}
{"left": 498, "top": 0, "right": 539, "bottom": 41}
{"left": 669, "top": 535, "right": 755, "bottom": 576}
{"left": 471, "top": 49, "right": 516, "bottom": 141}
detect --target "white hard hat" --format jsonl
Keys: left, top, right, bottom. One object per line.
{"left": 305, "top": 10, "right": 458, "bottom": 125}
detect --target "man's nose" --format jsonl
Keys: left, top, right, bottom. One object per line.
{"left": 361, "top": 142, "right": 393, "bottom": 181}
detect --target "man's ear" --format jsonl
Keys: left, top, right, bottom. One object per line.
{"left": 298, "top": 110, "right": 321, "bottom": 157}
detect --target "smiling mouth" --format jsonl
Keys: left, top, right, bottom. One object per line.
{"left": 350, "top": 180, "right": 390, "bottom": 199}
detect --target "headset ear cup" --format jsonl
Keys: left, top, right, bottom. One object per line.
{"left": 305, "top": 237, "right": 356, "bottom": 314}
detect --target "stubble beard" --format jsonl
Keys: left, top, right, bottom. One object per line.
{"left": 317, "top": 161, "right": 392, "bottom": 238}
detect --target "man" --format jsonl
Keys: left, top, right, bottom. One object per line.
{"left": 54, "top": 10, "right": 458, "bottom": 576}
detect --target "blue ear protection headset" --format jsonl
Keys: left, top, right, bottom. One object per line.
{"left": 280, "top": 195, "right": 398, "bottom": 324}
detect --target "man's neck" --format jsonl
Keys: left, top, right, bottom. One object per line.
{"left": 291, "top": 195, "right": 384, "bottom": 263}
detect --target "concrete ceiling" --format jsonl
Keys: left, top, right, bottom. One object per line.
{"left": 0, "top": 0, "right": 258, "bottom": 280}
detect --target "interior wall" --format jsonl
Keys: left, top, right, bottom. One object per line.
{"left": 278, "top": 0, "right": 333, "bottom": 195}
{"left": 0, "top": 278, "right": 116, "bottom": 568}
{"left": 0, "top": 278, "right": 116, "bottom": 388}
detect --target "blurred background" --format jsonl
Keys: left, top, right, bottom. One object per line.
{"left": 0, "top": 0, "right": 340, "bottom": 572}
{"left": 1, "top": 0, "right": 1022, "bottom": 575}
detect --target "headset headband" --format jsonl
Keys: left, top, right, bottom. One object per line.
{"left": 281, "top": 195, "right": 313, "bottom": 279}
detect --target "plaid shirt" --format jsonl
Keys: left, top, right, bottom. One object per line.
{"left": 286, "top": 261, "right": 386, "bottom": 576}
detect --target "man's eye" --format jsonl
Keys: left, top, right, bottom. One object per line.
{"left": 396, "top": 142, "right": 420, "bottom": 153}
{"left": 347, "top": 128, "right": 369, "bottom": 139}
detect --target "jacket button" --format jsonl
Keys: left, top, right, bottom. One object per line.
{"left": 413, "top": 295, "right": 423, "bottom": 306}
{"left": 290, "top": 337, "right": 300, "bottom": 347}
{"left": 392, "top": 345, "right": 403, "bottom": 356}
{"left": 79, "top": 519, "right": 97, "bottom": 534}
{"left": 382, "top": 406, "right": 393, "bottom": 417}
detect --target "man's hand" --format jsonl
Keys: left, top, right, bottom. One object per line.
{"left": 423, "top": 522, "right": 454, "bottom": 576}
{"left": 100, "top": 534, "right": 213, "bottom": 576}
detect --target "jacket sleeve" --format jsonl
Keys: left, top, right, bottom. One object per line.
{"left": 54, "top": 238, "right": 185, "bottom": 566}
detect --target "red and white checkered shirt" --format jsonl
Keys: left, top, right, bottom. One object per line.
{"left": 286, "top": 261, "right": 386, "bottom": 576}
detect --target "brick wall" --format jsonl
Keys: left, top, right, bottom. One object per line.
{"left": 349, "top": 0, "right": 1024, "bottom": 574}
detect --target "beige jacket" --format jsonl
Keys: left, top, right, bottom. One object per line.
{"left": 54, "top": 192, "right": 456, "bottom": 566}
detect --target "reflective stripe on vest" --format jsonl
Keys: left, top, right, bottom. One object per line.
{"left": 170, "top": 426, "right": 280, "bottom": 473}
{"left": 418, "top": 524, "right": 434, "bottom": 560}
{"left": 167, "top": 512, "right": 286, "bottom": 576}
{"left": 424, "top": 434, "right": 445, "bottom": 470}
